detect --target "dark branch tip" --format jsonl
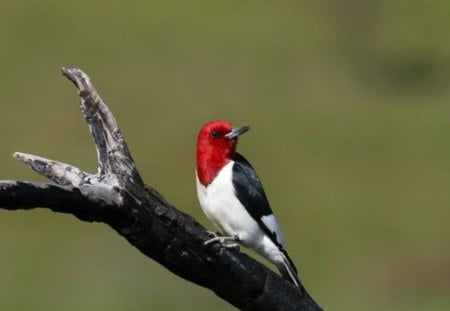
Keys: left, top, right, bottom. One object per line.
{"left": 61, "top": 67, "right": 91, "bottom": 92}
{"left": 61, "top": 67, "right": 77, "bottom": 83}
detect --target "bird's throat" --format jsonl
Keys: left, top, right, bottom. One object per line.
{"left": 197, "top": 149, "right": 232, "bottom": 186}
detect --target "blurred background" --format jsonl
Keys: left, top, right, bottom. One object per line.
{"left": 0, "top": 1, "right": 449, "bottom": 310}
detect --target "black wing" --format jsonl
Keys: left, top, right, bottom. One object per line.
{"left": 232, "top": 153, "right": 283, "bottom": 247}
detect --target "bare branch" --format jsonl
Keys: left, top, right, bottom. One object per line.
{"left": 0, "top": 68, "right": 323, "bottom": 311}
{"left": 14, "top": 152, "right": 87, "bottom": 186}
{"left": 62, "top": 67, "right": 141, "bottom": 183}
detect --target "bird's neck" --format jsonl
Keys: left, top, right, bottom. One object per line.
{"left": 197, "top": 147, "right": 235, "bottom": 186}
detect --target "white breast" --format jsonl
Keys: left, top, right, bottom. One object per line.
{"left": 196, "top": 161, "right": 265, "bottom": 249}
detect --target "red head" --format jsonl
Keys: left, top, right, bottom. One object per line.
{"left": 196, "top": 120, "right": 250, "bottom": 186}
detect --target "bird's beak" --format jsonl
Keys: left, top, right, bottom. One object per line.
{"left": 225, "top": 126, "right": 250, "bottom": 139}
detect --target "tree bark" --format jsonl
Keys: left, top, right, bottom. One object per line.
{"left": 0, "top": 68, "right": 323, "bottom": 311}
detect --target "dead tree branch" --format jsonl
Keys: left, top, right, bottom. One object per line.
{"left": 0, "top": 68, "right": 322, "bottom": 311}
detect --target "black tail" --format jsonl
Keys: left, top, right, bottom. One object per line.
{"left": 277, "top": 250, "right": 305, "bottom": 293}
{"left": 278, "top": 251, "right": 322, "bottom": 308}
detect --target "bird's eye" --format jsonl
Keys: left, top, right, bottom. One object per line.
{"left": 210, "top": 131, "right": 220, "bottom": 139}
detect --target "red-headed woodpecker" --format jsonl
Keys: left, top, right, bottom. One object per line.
{"left": 196, "top": 120, "right": 302, "bottom": 289}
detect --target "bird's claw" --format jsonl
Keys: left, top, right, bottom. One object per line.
{"left": 206, "top": 230, "right": 220, "bottom": 239}
{"left": 224, "top": 243, "right": 240, "bottom": 251}
{"left": 204, "top": 234, "right": 240, "bottom": 251}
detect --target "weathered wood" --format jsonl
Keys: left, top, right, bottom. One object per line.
{"left": 0, "top": 68, "right": 322, "bottom": 311}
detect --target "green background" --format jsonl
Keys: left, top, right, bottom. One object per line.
{"left": 0, "top": 1, "right": 449, "bottom": 310}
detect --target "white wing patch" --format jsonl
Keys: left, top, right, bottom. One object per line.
{"left": 261, "top": 214, "right": 284, "bottom": 247}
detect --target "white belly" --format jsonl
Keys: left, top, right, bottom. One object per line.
{"left": 196, "top": 162, "right": 264, "bottom": 249}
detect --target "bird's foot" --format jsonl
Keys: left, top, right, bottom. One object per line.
{"left": 206, "top": 231, "right": 220, "bottom": 239}
{"left": 204, "top": 234, "right": 240, "bottom": 251}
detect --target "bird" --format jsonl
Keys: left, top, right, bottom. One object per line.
{"left": 195, "top": 120, "right": 303, "bottom": 289}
